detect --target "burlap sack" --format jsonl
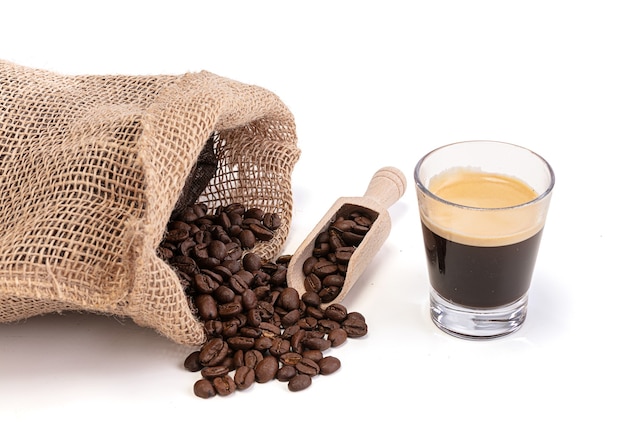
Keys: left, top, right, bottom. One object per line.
{"left": 0, "top": 60, "right": 300, "bottom": 345}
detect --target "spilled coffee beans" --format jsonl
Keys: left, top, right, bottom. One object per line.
{"left": 160, "top": 203, "right": 369, "bottom": 398}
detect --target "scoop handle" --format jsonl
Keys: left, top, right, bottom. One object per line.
{"left": 363, "top": 166, "right": 407, "bottom": 209}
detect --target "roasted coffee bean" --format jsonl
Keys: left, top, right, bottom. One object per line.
{"left": 227, "top": 336, "right": 255, "bottom": 350}
{"left": 170, "top": 255, "right": 197, "bottom": 274}
{"left": 213, "top": 285, "right": 235, "bottom": 303}
{"left": 207, "top": 240, "right": 227, "bottom": 260}
{"left": 281, "top": 309, "right": 301, "bottom": 327}
{"left": 276, "top": 365, "right": 297, "bottom": 382}
{"left": 323, "top": 274, "right": 345, "bottom": 288}
{"left": 331, "top": 218, "right": 354, "bottom": 233}
{"left": 269, "top": 266, "right": 287, "bottom": 285}
{"left": 213, "top": 375, "right": 237, "bottom": 396}
{"left": 317, "top": 319, "right": 341, "bottom": 332}
{"left": 304, "top": 273, "right": 322, "bottom": 293}
{"left": 193, "top": 273, "right": 219, "bottom": 294}
{"left": 244, "top": 207, "right": 265, "bottom": 220}
{"left": 318, "top": 356, "right": 341, "bottom": 375}
{"left": 305, "top": 305, "right": 325, "bottom": 320}
{"left": 301, "top": 291, "right": 321, "bottom": 307}
{"left": 298, "top": 316, "right": 318, "bottom": 330}
{"left": 195, "top": 294, "right": 218, "bottom": 320}
{"left": 328, "top": 230, "right": 345, "bottom": 251}
{"left": 325, "top": 303, "right": 348, "bottom": 322}
{"left": 295, "top": 358, "right": 320, "bottom": 376}
{"left": 239, "top": 326, "right": 262, "bottom": 338}
{"left": 233, "top": 366, "right": 256, "bottom": 390}
{"left": 249, "top": 223, "right": 274, "bottom": 241}
{"left": 328, "top": 328, "right": 348, "bottom": 347}
{"left": 342, "top": 231, "right": 365, "bottom": 246}
{"left": 184, "top": 351, "right": 203, "bottom": 372}
{"left": 303, "top": 336, "right": 331, "bottom": 351}
{"left": 218, "top": 302, "right": 243, "bottom": 318}
{"left": 204, "top": 319, "right": 223, "bottom": 337}
{"left": 279, "top": 352, "right": 303, "bottom": 366}
{"left": 224, "top": 242, "right": 243, "bottom": 261}
{"left": 269, "top": 338, "right": 290, "bottom": 357}
{"left": 255, "top": 356, "right": 279, "bottom": 383}
{"left": 342, "top": 316, "right": 368, "bottom": 338}
{"left": 241, "top": 289, "right": 258, "bottom": 310}
{"left": 288, "top": 374, "right": 312, "bottom": 392}
{"left": 247, "top": 308, "right": 263, "bottom": 327}
{"left": 199, "top": 338, "right": 229, "bottom": 366}
{"left": 290, "top": 328, "right": 307, "bottom": 354}
{"left": 334, "top": 246, "right": 355, "bottom": 264}
{"left": 165, "top": 227, "right": 189, "bottom": 243}
{"left": 302, "top": 257, "right": 318, "bottom": 276}
{"left": 313, "top": 259, "right": 337, "bottom": 277}
{"left": 229, "top": 273, "right": 250, "bottom": 294}
{"left": 194, "top": 379, "right": 217, "bottom": 399}
{"left": 301, "top": 349, "right": 324, "bottom": 363}
{"left": 262, "top": 212, "right": 281, "bottom": 230}
{"left": 278, "top": 287, "right": 300, "bottom": 310}
{"left": 319, "top": 286, "right": 340, "bottom": 303}
{"left": 244, "top": 350, "right": 264, "bottom": 368}
{"left": 200, "top": 365, "right": 230, "bottom": 379}
{"left": 254, "top": 336, "right": 273, "bottom": 351}
{"left": 259, "top": 321, "right": 281, "bottom": 337}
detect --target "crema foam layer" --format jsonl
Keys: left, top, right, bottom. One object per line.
{"left": 420, "top": 168, "right": 544, "bottom": 247}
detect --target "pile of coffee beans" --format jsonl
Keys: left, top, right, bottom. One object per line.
{"left": 300, "top": 211, "right": 374, "bottom": 303}
{"left": 158, "top": 202, "right": 369, "bottom": 398}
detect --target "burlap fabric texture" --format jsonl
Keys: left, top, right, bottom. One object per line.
{"left": 0, "top": 60, "right": 300, "bottom": 345}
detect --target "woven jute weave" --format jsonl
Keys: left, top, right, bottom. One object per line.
{"left": 0, "top": 60, "right": 300, "bottom": 345}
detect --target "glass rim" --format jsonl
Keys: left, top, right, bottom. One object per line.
{"left": 414, "top": 140, "right": 555, "bottom": 212}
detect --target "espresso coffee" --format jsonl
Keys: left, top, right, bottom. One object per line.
{"left": 420, "top": 168, "right": 543, "bottom": 308}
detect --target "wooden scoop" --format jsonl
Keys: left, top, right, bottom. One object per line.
{"left": 286, "top": 166, "right": 407, "bottom": 306}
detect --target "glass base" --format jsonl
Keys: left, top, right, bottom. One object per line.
{"left": 429, "top": 288, "right": 528, "bottom": 340}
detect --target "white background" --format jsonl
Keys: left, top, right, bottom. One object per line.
{"left": 1, "top": 1, "right": 624, "bottom": 446}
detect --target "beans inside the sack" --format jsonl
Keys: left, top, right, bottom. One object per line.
{"left": 158, "top": 202, "right": 369, "bottom": 398}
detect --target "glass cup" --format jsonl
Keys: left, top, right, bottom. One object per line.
{"left": 414, "top": 141, "right": 555, "bottom": 339}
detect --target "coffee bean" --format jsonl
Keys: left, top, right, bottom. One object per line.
{"left": 199, "top": 337, "right": 229, "bottom": 366}
{"left": 194, "top": 379, "right": 217, "bottom": 398}
{"left": 302, "top": 257, "right": 318, "bottom": 276}
{"left": 244, "top": 350, "right": 264, "bottom": 368}
{"left": 184, "top": 351, "right": 202, "bottom": 372}
{"left": 318, "top": 356, "right": 341, "bottom": 375}
{"left": 304, "top": 273, "right": 322, "bottom": 293}
{"left": 325, "top": 303, "right": 348, "bottom": 322}
{"left": 208, "top": 240, "right": 227, "bottom": 260}
{"left": 204, "top": 319, "right": 223, "bottom": 337}
{"left": 194, "top": 273, "right": 219, "bottom": 294}
{"left": 195, "top": 294, "right": 219, "bottom": 321}
{"left": 303, "top": 336, "right": 331, "bottom": 351}
{"left": 213, "top": 375, "right": 237, "bottom": 396}
{"left": 295, "top": 358, "right": 320, "bottom": 376}
{"left": 201, "top": 365, "right": 230, "bottom": 379}
{"left": 342, "top": 316, "right": 368, "bottom": 338}
{"left": 255, "top": 356, "right": 279, "bottom": 383}
{"left": 227, "top": 336, "right": 255, "bottom": 351}
{"left": 301, "top": 349, "right": 323, "bottom": 363}
{"left": 288, "top": 374, "right": 312, "bottom": 392}
{"left": 278, "top": 287, "right": 300, "bottom": 310}
{"left": 276, "top": 365, "right": 297, "bottom": 382}
{"left": 313, "top": 259, "right": 337, "bottom": 277}
{"left": 249, "top": 223, "right": 274, "bottom": 241}
{"left": 233, "top": 366, "right": 256, "bottom": 390}
{"left": 238, "top": 229, "right": 256, "bottom": 248}
{"left": 328, "top": 328, "right": 348, "bottom": 347}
